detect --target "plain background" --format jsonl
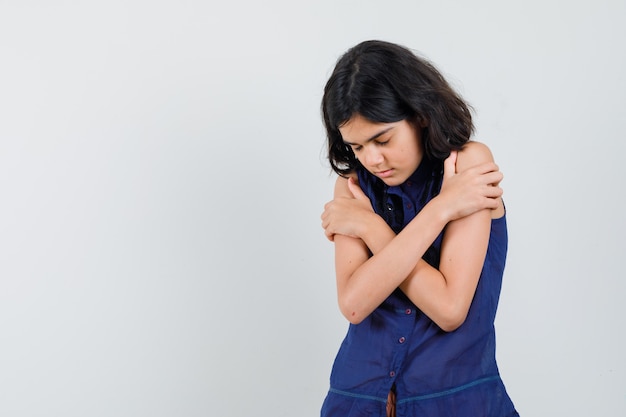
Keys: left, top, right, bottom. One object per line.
{"left": 1, "top": 1, "right": 624, "bottom": 416}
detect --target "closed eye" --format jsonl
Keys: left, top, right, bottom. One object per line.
{"left": 350, "top": 140, "right": 387, "bottom": 153}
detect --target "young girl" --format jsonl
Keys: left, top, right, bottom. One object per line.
{"left": 319, "top": 40, "right": 519, "bottom": 417}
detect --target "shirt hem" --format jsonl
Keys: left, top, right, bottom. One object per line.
{"left": 397, "top": 375, "right": 502, "bottom": 404}
{"left": 328, "top": 388, "right": 388, "bottom": 403}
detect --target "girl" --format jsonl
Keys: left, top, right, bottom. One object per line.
{"left": 319, "top": 40, "right": 519, "bottom": 417}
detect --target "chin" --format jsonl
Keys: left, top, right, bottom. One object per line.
{"left": 381, "top": 177, "right": 405, "bottom": 187}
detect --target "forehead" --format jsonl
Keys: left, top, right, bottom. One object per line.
{"left": 339, "top": 114, "right": 396, "bottom": 144}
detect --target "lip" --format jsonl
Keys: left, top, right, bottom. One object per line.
{"left": 376, "top": 169, "right": 394, "bottom": 178}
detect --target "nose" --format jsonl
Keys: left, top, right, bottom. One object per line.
{"left": 362, "top": 146, "right": 384, "bottom": 167}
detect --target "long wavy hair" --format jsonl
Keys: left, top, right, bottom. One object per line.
{"left": 322, "top": 40, "right": 474, "bottom": 176}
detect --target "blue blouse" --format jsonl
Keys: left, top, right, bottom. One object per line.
{"left": 321, "top": 157, "right": 519, "bottom": 417}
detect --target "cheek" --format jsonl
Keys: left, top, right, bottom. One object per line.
{"left": 396, "top": 146, "right": 411, "bottom": 161}
{"left": 398, "top": 144, "right": 420, "bottom": 168}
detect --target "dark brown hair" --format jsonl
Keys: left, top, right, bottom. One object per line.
{"left": 322, "top": 40, "right": 474, "bottom": 176}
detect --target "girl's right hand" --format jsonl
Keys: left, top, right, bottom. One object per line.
{"left": 321, "top": 177, "right": 375, "bottom": 242}
{"left": 439, "top": 150, "right": 504, "bottom": 222}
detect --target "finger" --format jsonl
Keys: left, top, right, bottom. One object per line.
{"left": 347, "top": 177, "right": 368, "bottom": 201}
{"left": 322, "top": 218, "right": 334, "bottom": 239}
{"left": 466, "top": 169, "right": 502, "bottom": 187}
{"left": 471, "top": 161, "right": 499, "bottom": 175}
{"left": 482, "top": 197, "right": 499, "bottom": 210}
{"left": 482, "top": 171, "right": 504, "bottom": 186}
{"left": 443, "top": 150, "right": 458, "bottom": 179}
{"left": 320, "top": 208, "right": 329, "bottom": 222}
{"left": 484, "top": 185, "right": 503, "bottom": 198}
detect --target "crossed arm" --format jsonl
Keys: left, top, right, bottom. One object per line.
{"left": 321, "top": 142, "right": 504, "bottom": 330}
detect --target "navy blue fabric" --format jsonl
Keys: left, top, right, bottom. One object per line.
{"left": 321, "top": 157, "right": 519, "bottom": 417}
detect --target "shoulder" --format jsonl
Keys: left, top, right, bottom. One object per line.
{"left": 456, "top": 141, "right": 505, "bottom": 218}
{"left": 455, "top": 141, "right": 495, "bottom": 171}
{"left": 333, "top": 173, "right": 357, "bottom": 198}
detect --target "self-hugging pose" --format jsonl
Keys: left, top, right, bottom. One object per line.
{"left": 319, "top": 40, "right": 519, "bottom": 417}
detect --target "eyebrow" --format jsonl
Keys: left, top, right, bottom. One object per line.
{"left": 342, "top": 126, "right": 394, "bottom": 146}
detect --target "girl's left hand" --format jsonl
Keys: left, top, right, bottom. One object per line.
{"left": 438, "top": 150, "right": 503, "bottom": 222}
{"left": 321, "top": 178, "right": 375, "bottom": 241}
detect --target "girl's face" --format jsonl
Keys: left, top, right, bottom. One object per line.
{"left": 339, "top": 113, "right": 423, "bottom": 186}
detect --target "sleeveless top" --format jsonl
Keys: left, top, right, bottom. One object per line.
{"left": 321, "top": 157, "right": 519, "bottom": 417}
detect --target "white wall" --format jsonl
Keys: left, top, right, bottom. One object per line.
{"left": 1, "top": 1, "right": 624, "bottom": 416}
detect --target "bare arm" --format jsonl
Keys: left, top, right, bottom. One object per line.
{"left": 330, "top": 185, "right": 449, "bottom": 324}
{"left": 323, "top": 142, "right": 503, "bottom": 328}
{"left": 398, "top": 143, "right": 504, "bottom": 330}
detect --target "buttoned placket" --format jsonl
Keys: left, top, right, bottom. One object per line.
{"left": 387, "top": 306, "right": 415, "bottom": 384}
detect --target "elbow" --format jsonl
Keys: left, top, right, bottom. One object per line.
{"left": 344, "top": 313, "right": 366, "bottom": 325}
{"left": 338, "top": 295, "right": 368, "bottom": 325}
{"left": 438, "top": 317, "right": 465, "bottom": 332}
{"left": 436, "top": 304, "right": 469, "bottom": 332}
